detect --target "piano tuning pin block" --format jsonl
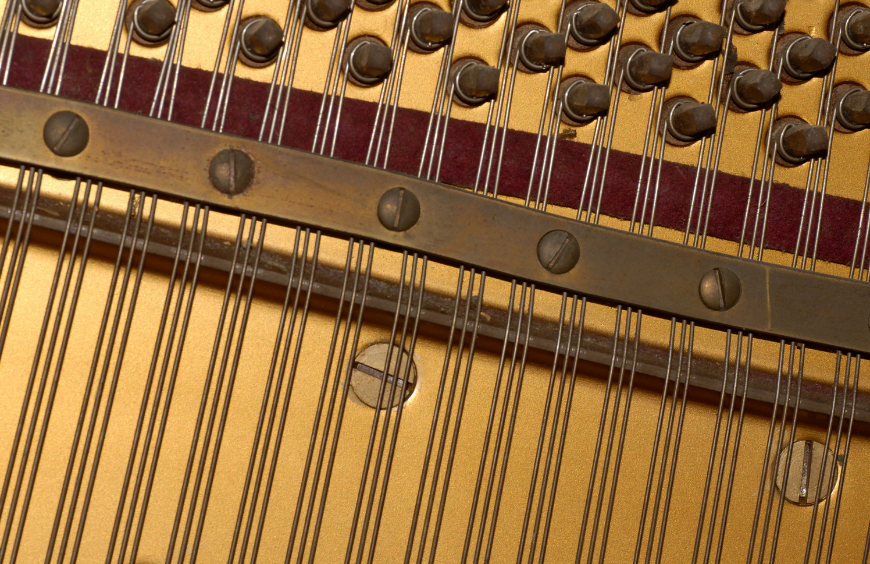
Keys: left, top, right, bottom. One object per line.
{"left": 666, "top": 99, "right": 717, "bottom": 143}
{"left": 624, "top": 48, "right": 673, "bottom": 92}
{"left": 126, "top": 0, "right": 176, "bottom": 46}
{"left": 837, "top": 88, "right": 870, "bottom": 131}
{"left": 519, "top": 29, "right": 567, "bottom": 73}
{"left": 409, "top": 5, "right": 454, "bottom": 53}
{"left": 843, "top": 8, "right": 870, "bottom": 52}
{"left": 775, "top": 121, "right": 829, "bottom": 165}
{"left": 731, "top": 67, "right": 782, "bottom": 111}
{"left": 735, "top": 0, "right": 786, "bottom": 32}
{"left": 463, "top": 0, "right": 509, "bottom": 24}
{"left": 239, "top": 16, "right": 284, "bottom": 68}
{"left": 569, "top": 2, "right": 619, "bottom": 47}
{"left": 20, "top": 0, "right": 61, "bottom": 28}
{"left": 561, "top": 78, "right": 610, "bottom": 123}
{"left": 783, "top": 36, "right": 837, "bottom": 80}
{"left": 347, "top": 38, "right": 393, "bottom": 86}
{"left": 453, "top": 60, "right": 500, "bottom": 106}
{"left": 306, "top": 0, "right": 354, "bottom": 30}
{"left": 673, "top": 21, "right": 726, "bottom": 63}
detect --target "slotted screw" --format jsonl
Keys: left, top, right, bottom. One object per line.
{"left": 778, "top": 123, "right": 828, "bottom": 163}
{"left": 411, "top": 6, "right": 454, "bottom": 50}
{"left": 839, "top": 89, "right": 870, "bottom": 130}
{"left": 732, "top": 68, "right": 782, "bottom": 110}
{"left": 668, "top": 101, "right": 717, "bottom": 141}
{"left": 378, "top": 187, "right": 421, "bottom": 232}
{"left": 351, "top": 343, "right": 417, "bottom": 409}
{"left": 43, "top": 111, "right": 89, "bottom": 157}
{"left": 699, "top": 267, "right": 741, "bottom": 311}
{"left": 209, "top": 149, "right": 255, "bottom": 196}
{"left": 571, "top": 3, "right": 619, "bottom": 45}
{"left": 776, "top": 440, "right": 838, "bottom": 506}
{"left": 562, "top": 79, "right": 611, "bottom": 121}
{"left": 522, "top": 31, "right": 567, "bottom": 71}
{"left": 455, "top": 62, "right": 500, "bottom": 105}
{"left": 737, "top": 0, "right": 786, "bottom": 30}
{"left": 676, "top": 21, "right": 725, "bottom": 61}
{"left": 626, "top": 49, "right": 673, "bottom": 90}
{"left": 537, "top": 230, "right": 580, "bottom": 275}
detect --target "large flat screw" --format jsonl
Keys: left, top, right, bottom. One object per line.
{"left": 625, "top": 49, "right": 673, "bottom": 91}
{"left": 306, "top": 0, "right": 353, "bottom": 29}
{"left": 562, "top": 79, "right": 611, "bottom": 122}
{"left": 699, "top": 267, "right": 741, "bottom": 311}
{"left": 537, "top": 230, "right": 580, "bottom": 274}
{"left": 570, "top": 3, "right": 619, "bottom": 46}
{"left": 378, "top": 187, "right": 420, "bottom": 232}
{"left": 675, "top": 21, "right": 725, "bottom": 62}
{"left": 128, "top": 0, "right": 176, "bottom": 45}
{"left": 731, "top": 68, "right": 782, "bottom": 110}
{"left": 838, "top": 89, "right": 870, "bottom": 130}
{"left": 784, "top": 36, "right": 837, "bottom": 79}
{"left": 348, "top": 39, "right": 393, "bottom": 85}
{"left": 455, "top": 61, "right": 500, "bottom": 106}
{"left": 44, "top": 111, "right": 89, "bottom": 157}
{"left": 351, "top": 343, "right": 417, "bottom": 409}
{"left": 464, "top": 0, "right": 509, "bottom": 22}
{"left": 668, "top": 100, "right": 717, "bottom": 141}
{"left": 410, "top": 6, "right": 454, "bottom": 51}
{"left": 776, "top": 440, "right": 838, "bottom": 506}
{"left": 736, "top": 0, "right": 786, "bottom": 31}
{"left": 240, "top": 16, "right": 284, "bottom": 66}
{"left": 521, "top": 30, "right": 567, "bottom": 72}
{"left": 777, "top": 122, "right": 828, "bottom": 163}
{"left": 209, "top": 149, "right": 255, "bottom": 196}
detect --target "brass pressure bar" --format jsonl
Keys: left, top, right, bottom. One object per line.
{"left": 0, "top": 86, "right": 868, "bottom": 353}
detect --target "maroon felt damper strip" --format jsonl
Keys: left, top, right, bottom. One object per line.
{"left": 4, "top": 34, "right": 865, "bottom": 267}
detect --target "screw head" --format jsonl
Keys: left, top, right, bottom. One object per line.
{"left": 241, "top": 16, "right": 284, "bottom": 65}
{"left": 455, "top": 61, "right": 500, "bottom": 106}
{"left": 786, "top": 37, "right": 837, "bottom": 78}
{"left": 521, "top": 31, "right": 567, "bottom": 71}
{"left": 668, "top": 101, "right": 717, "bottom": 141}
{"left": 732, "top": 68, "right": 782, "bottom": 109}
{"left": 778, "top": 123, "right": 829, "bottom": 163}
{"left": 209, "top": 149, "right": 255, "bottom": 196}
{"left": 775, "top": 440, "right": 838, "bottom": 506}
{"left": 699, "top": 267, "right": 741, "bottom": 311}
{"left": 571, "top": 3, "right": 619, "bottom": 45}
{"left": 351, "top": 343, "right": 417, "bottom": 409}
{"left": 306, "top": 0, "right": 353, "bottom": 28}
{"left": 562, "top": 79, "right": 611, "bottom": 121}
{"left": 626, "top": 49, "right": 673, "bottom": 90}
{"left": 378, "top": 187, "right": 420, "bottom": 232}
{"left": 411, "top": 6, "right": 454, "bottom": 50}
{"left": 43, "top": 111, "right": 89, "bottom": 157}
{"left": 839, "top": 89, "right": 870, "bottom": 130}
{"left": 348, "top": 40, "right": 393, "bottom": 85}
{"left": 676, "top": 21, "right": 725, "bottom": 60}
{"left": 537, "top": 230, "right": 580, "bottom": 274}
{"left": 738, "top": 0, "right": 786, "bottom": 28}
{"left": 130, "top": 0, "right": 176, "bottom": 43}
{"left": 464, "top": 0, "right": 509, "bottom": 22}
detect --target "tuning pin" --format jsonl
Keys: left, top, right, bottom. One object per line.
{"left": 731, "top": 68, "right": 782, "bottom": 110}
{"left": 736, "top": 0, "right": 786, "bottom": 32}
{"left": 783, "top": 36, "right": 837, "bottom": 80}
{"left": 410, "top": 5, "right": 454, "bottom": 52}
{"left": 464, "top": 0, "right": 509, "bottom": 23}
{"left": 347, "top": 39, "right": 393, "bottom": 86}
{"left": 837, "top": 88, "right": 870, "bottom": 131}
{"left": 520, "top": 30, "right": 567, "bottom": 72}
{"left": 454, "top": 61, "right": 500, "bottom": 106}
{"left": 630, "top": 0, "right": 671, "bottom": 14}
{"left": 674, "top": 21, "right": 725, "bottom": 63}
{"left": 570, "top": 3, "right": 619, "bottom": 46}
{"left": 624, "top": 48, "right": 673, "bottom": 91}
{"left": 20, "top": 0, "right": 61, "bottom": 27}
{"left": 776, "top": 122, "right": 828, "bottom": 164}
{"left": 239, "top": 16, "right": 284, "bottom": 67}
{"left": 306, "top": 0, "right": 353, "bottom": 30}
{"left": 562, "top": 79, "right": 611, "bottom": 122}
{"left": 127, "top": 0, "right": 176, "bottom": 46}
{"left": 843, "top": 8, "right": 870, "bottom": 51}
{"left": 192, "top": 0, "right": 229, "bottom": 11}
{"left": 667, "top": 100, "right": 717, "bottom": 142}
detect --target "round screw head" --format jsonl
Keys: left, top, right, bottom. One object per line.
{"left": 242, "top": 17, "right": 284, "bottom": 61}
{"left": 522, "top": 31, "right": 567, "bottom": 70}
{"left": 778, "top": 123, "right": 828, "bottom": 162}
{"left": 563, "top": 80, "right": 611, "bottom": 121}
{"left": 676, "top": 21, "right": 725, "bottom": 59}
{"left": 786, "top": 37, "right": 837, "bottom": 77}
{"left": 209, "top": 149, "right": 255, "bottom": 196}
{"left": 133, "top": 0, "right": 176, "bottom": 39}
{"left": 627, "top": 50, "right": 673, "bottom": 89}
{"left": 43, "top": 111, "right": 89, "bottom": 157}
{"left": 378, "top": 187, "right": 420, "bottom": 232}
{"left": 455, "top": 62, "right": 500, "bottom": 106}
{"left": 349, "top": 40, "right": 393, "bottom": 85}
{"left": 738, "top": 0, "right": 786, "bottom": 28}
{"left": 733, "top": 68, "right": 782, "bottom": 108}
{"left": 351, "top": 343, "right": 417, "bottom": 409}
{"left": 775, "top": 440, "right": 838, "bottom": 506}
{"left": 669, "top": 101, "right": 717, "bottom": 140}
{"left": 412, "top": 7, "right": 454, "bottom": 50}
{"left": 537, "top": 230, "right": 580, "bottom": 275}
{"left": 839, "top": 89, "right": 870, "bottom": 129}
{"left": 307, "top": 0, "right": 353, "bottom": 28}
{"left": 571, "top": 3, "right": 619, "bottom": 45}
{"left": 846, "top": 10, "right": 870, "bottom": 47}
{"left": 699, "top": 267, "right": 741, "bottom": 311}
{"left": 464, "top": 0, "right": 509, "bottom": 21}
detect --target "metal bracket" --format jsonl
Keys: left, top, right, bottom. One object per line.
{"left": 1, "top": 86, "right": 869, "bottom": 353}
